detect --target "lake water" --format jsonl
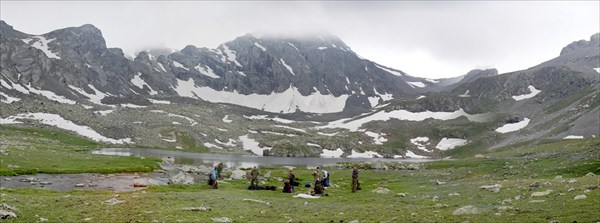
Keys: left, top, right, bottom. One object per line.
{"left": 93, "top": 148, "right": 435, "bottom": 169}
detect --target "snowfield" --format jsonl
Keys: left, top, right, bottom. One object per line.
{"left": 239, "top": 135, "right": 272, "bottom": 156}
{"left": 407, "top": 81, "right": 426, "bottom": 88}
{"left": 435, "top": 138, "right": 468, "bottom": 151}
{"left": 495, "top": 118, "right": 530, "bottom": 133}
{"left": 321, "top": 108, "right": 489, "bottom": 131}
{"left": 405, "top": 150, "right": 430, "bottom": 159}
{"left": 563, "top": 135, "right": 584, "bottom": 139}
{"left": 512, "top": 85, "right": 541, "bottom": 101}
{"left": 347, "top": 149, "right": 382, "bottom": 158}
{"left": 1, "top": 113, "right": 131, "bottom": 144}
{"left": 175, "top": 78, "right": 349, "bottom": 113}
{"left": 320, "top": 148, "right": 344, "bottom": 158}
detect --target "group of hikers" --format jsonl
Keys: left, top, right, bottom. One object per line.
{"left": 207, "top": 163, "right": 361, "bottom": 194}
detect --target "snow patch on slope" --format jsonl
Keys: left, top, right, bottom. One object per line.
{"left": 512, "top": 86, "right": 541, "bottom": 101}
{"left": 22, "top": 36, "right": 61, "bottom": 59}
{"left": 222, "top": 115, "right": 233, "bottom": 123}
{"left": 1, "top": 113, "right": 131, "bottom": 144}
{"left": 194, "top": 65, "right": 219, "bottom": 79}
{"left": 254, "top": 42, "right": 267, "bottom": 51}
{"left": 280, "top": 59, "right": 296, "bottom": 75}
{"left": 364, "top": 131, "right": 387, "bottom": 145}
{"left": 347, "top": 150, "right": 382, "bottom": 158}
{"left": 320, "top": 148, "right": 344, "bottom": 158}
{"left": 321, "top": 108, "right": 488, "bottom": 131}
{"left": 495, "top": 118, "right": 530, "bottom": 133}
{"left": 172, "top": 61, "right": 189, "bottom": 70}
{"left": 407, "top": 82, "right": 426, "bottom": 88}
{"left": 0, "top": 91, "right": 21, "bottom": 103}
{"left": 374, "top": 64, "right": 403, "bottom": 76}
{"left": 239, "top": 135, "right": 271, "bottom": 156}
{"left": 131, "top": 73, "right": 158, "bottom": 95}
{"left": 405, "top": 150, "right": 430, "bottom": 159}
{"left": 435, "top": 138, "right": 468, "bottom": 151}
{"left": 174, "top": 78, "right": 349, "bottom": 114}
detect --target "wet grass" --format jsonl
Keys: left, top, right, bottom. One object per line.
{"left": 1, "top": 138, "right": 599, "bottom": 222}
{"left": 0, "top": 126, "right": 160, "bottom": 176}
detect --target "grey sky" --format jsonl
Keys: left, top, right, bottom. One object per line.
{"left": 1, "top": 1, "right": 598, "bottom": 78}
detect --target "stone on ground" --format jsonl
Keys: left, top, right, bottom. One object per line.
{"left": 531, "top": 190, "right": 553, "bottom": 197}
{"left": 211, "top": 217, "right": 232, "bottom": 223}
{"left": 574, "top": 195, "right": 587, "bottom": 200}
{"left": 230, "top": 170, "right": 246, "bottom": 180}
{"left": 453, "top": 205, "right": 479, "bottom": 215}
{"left": 168, "top": 172, "right": 194, "bottom": 185}
{"left": 372, "top": 187, "right": 391, "bottom": 194}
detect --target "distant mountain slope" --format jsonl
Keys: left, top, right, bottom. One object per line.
{"left": 1, "top": 20, "right": 437, "bottom": 114}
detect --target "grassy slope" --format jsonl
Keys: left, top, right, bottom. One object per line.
{"left": 1, "top": 138, "right": 598, "bottom": 222}
{"left": 0, "top": 125, "right": 160, "bottom": 176}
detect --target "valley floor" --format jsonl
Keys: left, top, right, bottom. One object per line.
{"left": 0, "top": 126, "right": 599, "bottom": 222}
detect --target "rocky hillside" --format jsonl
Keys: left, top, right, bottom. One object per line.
{"left": 1, "top": 20, "right": 598, "bottom": 158}
{"left": 0, "top": 20, "right": 438, "bottom": 115}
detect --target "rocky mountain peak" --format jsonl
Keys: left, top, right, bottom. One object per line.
{"left": 0, "top": 20, "right": 28, "bottom": 39}
{"left": 560, "top": 33, "right": 599, "bottom": 56}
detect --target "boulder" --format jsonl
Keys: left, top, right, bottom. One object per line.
{"left": 0, "top": 210, "right": 16, "bottom": 219}
{"left": 133, "top": 178, "right": 161, "bottom": 187}
{"left": 585, "top": 172, "right": 596, "bottom": 177}
{"left": 264, "top": 171, "right": 271, "bottom": 179}
{"left": 372, "top": 187, "right": 391, "bottom": 194}
{"left": 168, "top": 172, "right": 195, "bottom": 185}
{"left": 211, "top": 217, "right": 232, "bottom": 223}
{"left": 75, "top": 183, "right": 85, "bottom": 187}
{"left": 182, "top": 206, "right": 211, "bottom": 212}
{"left": 479, "top": 184, "right": 502, "bottom": 192}
{"left": 453, "top": 205, "right": 479, "bottom": 215}
{"left": 230, "top": 170, "right": 246, "bottom": 180}
{"left": 102, "top": 198, "right": 125, "bottom": 205}
{"left": 574, "top": 195, "right": 587, "bottom": 200}
{"left": 531, "top": 190, "right": 553, "bottom": 197}
{"left": 372, "top": 161, "right": 388, "bottom": 170}
{"left": 395, "top": 193, "right": 407, "bottom": 197}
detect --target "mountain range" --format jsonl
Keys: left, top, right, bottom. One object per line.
{"left": 1, "top": 20, "right": 598, "bottom": 158}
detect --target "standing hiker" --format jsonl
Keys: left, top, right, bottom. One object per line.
{"left": 217, "top": 162, "right": 224, "bottom": 180}
{"left": 211, "top": 167, "right": 218, "bottom": 189}
{"left": 351, "top": 167, "right": 359, "bottom": 192}
{"left": 313, "top": 166, "right": 321, "bottom": 186}
{"left": 250, "top": 166, "right": 259, "bottom": 188}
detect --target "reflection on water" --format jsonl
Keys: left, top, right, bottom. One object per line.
{"left": 93, "top": 148, "right": 435, "bottom": 169}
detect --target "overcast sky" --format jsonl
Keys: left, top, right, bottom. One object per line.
{"left": 1, "top": 1, "right": 598, "bottom": 79}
